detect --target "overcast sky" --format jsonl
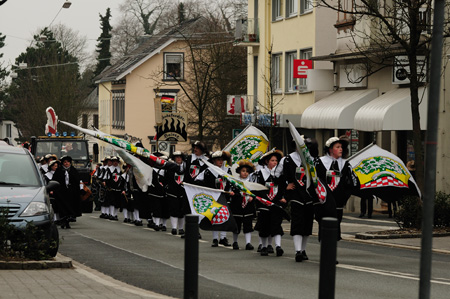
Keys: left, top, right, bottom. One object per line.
{"left": 0, "top": 0, "right": 122, "bottom": 71}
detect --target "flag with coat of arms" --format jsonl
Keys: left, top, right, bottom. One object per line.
{"left": 347, "top": 143, "right": 421, "bottom": 202}
{"left": 184, "top": 183, "right": 238, "bottom": 232}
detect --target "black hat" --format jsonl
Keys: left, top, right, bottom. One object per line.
{"left": 171, "top": 151, "right": 185, "bottom": 160}
{"left": 236, "top": 160, "right": 255, "bottom": 174}
{"left": 258, "top": 148, "right": 283, "bottom": 166}
{"left": 110, "top": 156, "right": 120, "bottom": 162}
{"left": 192, "top": 141, "right": 207, "bottom": 153}
{"left": 48, "top": 160, "right": 60, "bottom": 168}
{"left": 324, "top": 136, "right": 349, "bottom": 157}
{"left": 60, "top": 155, "right": 72, "bottom": 163}
{"left": 209, "top": 150, "right": 231, "bottom": 165}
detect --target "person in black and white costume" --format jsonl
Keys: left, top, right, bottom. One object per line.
{"left": 149, "top": 152, "right": 169, "bottom": 231}
{"left": 252, "top": 149, "right": 286, "bottom": 257}
{"left": 98, "top": 156, "right": 112, "bottom": 218}
{"left": 104, "top": 156, "right": 125, "bottom": 221}
{"left": 184, "top": 141, "right": 209, "bottom": 184}
{"left": 163, "top": 151, "right": 187, "bottom": 236}
{"left": 121, "top": 163, "right": 134, "bottom": 223}
{"left": 229, "top": 160, "right": 256, "bottom": 250}
{"left": 195, "top": 150, "right": 233, "bottom": 247}
{"left": 45, "top": 159, "right": 61, "bottom": 223}
{"left": 282, "top": 139, "right": 318, "bottom": 262}
{"left": 128, "top": 164, "right": 145, "bottom": 226}
{"left": 315, "top": 136, "right": 357, "bottom": 241}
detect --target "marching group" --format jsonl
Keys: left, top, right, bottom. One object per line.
{"left": 88, "top": 136, "right": 357, "bottom": 263}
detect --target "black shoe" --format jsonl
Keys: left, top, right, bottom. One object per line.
{"left": 219, "top": 237, "right": 231, "bottom": 247}
{"left": 178, "top": 229, "right": 185, "bottom": 235}
{"left": 161, "top": 226, "right": 167, "bottom": 232}
{"left": 171, "top": 229, "right": 177, "bottom": 235}
{"left": 123, "top": 218, "right": 129, "bottom": 223}
{"left": 336, "top": 260, "right": 339, "bottom": 265}
{"left": 232, "top": 242, "right": 239, "bottom": 250}
{"left": 99, "top": 213, "right": 106, "bottom": 219}
{"left": 260, "top": 247, "right": 268, "bottom": 256}
{"left": 111, "top": 215, "right": 118, "bottom": 221}
{"left": 147, "top": 221, "right": 155, "bottom": 229}
{"left": 267, "top": 245, "right": 274, "bottom": 254}
{"left": 211, "top": 239, "right": 219, "bottom": 247}
{"left": 245, "top": 243, "right": 254, "bottom": 250}
{"left": 198, "top": 233, "right": 202, "bottom": 239}
{"left": 295, "top": 251, "right": 304, "bottom": 262}
{"left": 153, "top": 225, "right": 160, "bottom": 231}
{"left": 302, "top": 250, "right": 309, "bottom": 261}
{"left": 359, "top": 214, "right": 365, "bottom": 218}
{"left": 134, "top": 220, "right": 143, "bottom": 226}
{"left": 257, "top": 244, "right": 262, "bottom": 252}
{"left": 276, "top": 246, "right": 284, "bottom": 257}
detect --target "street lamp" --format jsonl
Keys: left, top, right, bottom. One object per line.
{"left": 63, "top": 1, "right": 72, "bottom": 9}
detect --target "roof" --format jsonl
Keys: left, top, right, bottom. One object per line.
{"left": 95, "top": 18, "right": 204, "bottom": 84}
{"left": 84, "top": 87, "right": 98, "bottom": 109}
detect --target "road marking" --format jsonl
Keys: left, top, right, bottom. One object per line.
{"left": 344, "top": 215, "right": 397, "bottom": 224}
{"left": 338, "top": 264, "right": 450, "bottom": 286}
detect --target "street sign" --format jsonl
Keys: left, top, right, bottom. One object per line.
{"left": 293, "top": 59, "right": 312, "bottom": 78}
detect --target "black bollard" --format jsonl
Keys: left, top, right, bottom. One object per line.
{"left": 318, "top": 217, "right": 339, "bottom": 299}
{"left": 184, "top": 214, "right": 199, "bottom": 299}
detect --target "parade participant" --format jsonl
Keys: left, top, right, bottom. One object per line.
{"left": 39, "top": 156, "right": 48, "bottom": 175}
{"left": 195, "top": 150, "right": 233, "bottom": 247}
{"left": 52, "top": 155, "right": 81, "bottom": 229}
{"left": 184, "top": 141, "right": 209, "bottom": 184}
{"left": 230, "top": 160, "right": 256, "bottom": 250}
{"left": 98, "top": 157, "right": 112, "bottom": 218}
{"left": 105, "top": 156, "right": 126, "bottom": 221}
{"left": 121, "top": 164, "right": 134, "bottom": 223}
{"left": 163, "top": 151, "right": 187, "bottom": 236}
{"left": 148, "top": 153, "right": 168, "bottom": 231}
{"left": 91, "top": 163, "right": 103, "bottom": 211}
{"left": 45, "top": 159, "right": 61, "bottom": 223}
{"left": 251, "top": 149, "right": 286, "bottom": 256}
{"left": 315, "top": 136, "right": 356, "bottom": 241}
{"left": 282, "top": 139, "right": 318, "bottom": 262}
{"left": 128, "top": 165, "right": 145, "bottom": 226}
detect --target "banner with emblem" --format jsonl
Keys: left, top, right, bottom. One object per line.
{"left": 184, "top": 183, "right": 238, "bottom": 232}
{"left": 348, "top": 143, "right": 421, "bottom": 201}
{"left": 222, "top": 124, "right": 269, "bottom": 165}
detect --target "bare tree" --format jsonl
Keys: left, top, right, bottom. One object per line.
{"left": 317, "top": 0, "right": 450, "bottom": 189}
{"left": 110, "top": 13, "right": 144, "bottom": 61}
{"left": 119, "top": 0, "right": 167, "bottom": 35}
{"left": 50, "top": 24, "right": 89, "bottom": 68}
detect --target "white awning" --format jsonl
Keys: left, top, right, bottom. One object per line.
{"left": 300, "top": 89, "right": 378, "bottom": 129}
{"left": 354, "top": 87, "right": 428, "bottom": 131}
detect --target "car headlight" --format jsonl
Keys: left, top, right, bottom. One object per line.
{"left": 20, "top": 202, "right": 50, "bottom": 217}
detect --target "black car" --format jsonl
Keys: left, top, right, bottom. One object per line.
{"left": 0, "top": 141, "right": 60, "bottom": 257}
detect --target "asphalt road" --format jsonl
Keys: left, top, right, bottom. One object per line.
{"left": 59, "top": 212, "right": 450, "bottom": 299}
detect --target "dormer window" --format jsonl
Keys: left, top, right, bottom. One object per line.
{"left": 164, "top": 53, "right": 184, "bottom": 80}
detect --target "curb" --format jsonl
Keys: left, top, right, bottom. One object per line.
{"left": 355, "top": 232, "right": 450, "bottom": 240}
{"left": 0, "top": 254, "right": 73, "bottom": 270}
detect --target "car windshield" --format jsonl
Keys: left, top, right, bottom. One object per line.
{"left": 35, "top": 140, "right": 88, "bottom": 160}
{"left": 0, "top": 152, "right": 40, "bottom": 186}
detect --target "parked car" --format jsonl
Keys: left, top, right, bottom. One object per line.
{"left": 0, "top": 141, "right": 60, "bottom": 257}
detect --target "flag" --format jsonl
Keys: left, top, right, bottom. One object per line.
{"left": 287, "top": 120, "right": 327, "bottom": 203}
{"left": 347, "top": 143, "right": 421, "bottom": 201}
{"left": 115, "top": 148, "right": 153, "bottom": 192}
{"left": 222, "top": 124, "right": 269, "bottom": 165}
{"left": 184, "top": 183, "right": 237, "bottom": 232}
{"left": 45, "top": 107, "right": 58, "bottom": 134}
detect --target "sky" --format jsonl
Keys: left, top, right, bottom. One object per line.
{"left": 0, "top": 0, "right": 123, "bottom": 72}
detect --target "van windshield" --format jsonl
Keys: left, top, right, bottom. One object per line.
{"left": 35, "top": 141, "right": 88, "bottom": 160}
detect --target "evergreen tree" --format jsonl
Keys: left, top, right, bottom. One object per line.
{"left": 94, "top": 8, "right": 112, "bottom": 77}
{"left": 178, "top": 2, "right": 186, "bottom": 24}
{"left": 0, "top": 32, "right": 6, "bottom": 80}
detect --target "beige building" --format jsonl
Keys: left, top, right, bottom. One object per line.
{"left": 236, "top": 0, "right": 336, "bottom": 149}
{"left": 94, "top": 19, "right": 206, "bottom": 159}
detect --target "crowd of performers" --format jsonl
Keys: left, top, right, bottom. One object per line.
{"left": 89, "top": 136, "right": 357, "bottom": 263}
{"left": 39, "top": 154, "right": 84, "bottom": 229}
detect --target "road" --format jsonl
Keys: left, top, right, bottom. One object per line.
{"left": 58, "top": 212, "right": 450, "bottom": 299}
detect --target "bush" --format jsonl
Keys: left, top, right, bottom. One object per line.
{"left": 0, "top": 211, "right": 57, "bottom": 261}
{"left": 394, "top": 192, "right": 450, "bottom": 229}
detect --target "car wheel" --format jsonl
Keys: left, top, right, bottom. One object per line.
{"left": 47, "top": 223, "right": 59, "bottom": 257}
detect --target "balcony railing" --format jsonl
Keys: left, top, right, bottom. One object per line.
{"left": 234, "top": 18, "right": 259, "bottom": 45}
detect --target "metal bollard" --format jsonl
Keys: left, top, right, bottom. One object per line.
{"left": 318, "top": 217, "right": 339, "bottom": 299}
{"left": 184, "top": 214, "right": 199, "bottom": 299}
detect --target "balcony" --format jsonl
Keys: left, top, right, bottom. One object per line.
{"left": 234, "top": 18, "right": 259, "bottom": 46}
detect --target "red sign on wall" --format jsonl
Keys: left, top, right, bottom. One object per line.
{"left": 293, "top": 59, "right": 312, "bottom": 78}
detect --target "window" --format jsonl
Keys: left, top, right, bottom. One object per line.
{"left": 271, "top": 53, "right": 282, "bottom": 93}
{"left": 272, "top": 0, "right": 282, "bottom": 21}
{"left": 286, "top": 0, "right": 298, "bottom": 17}
{"left": 82, "top": 114, "right": 88, "bottom": 129}
{"left": 93, "top": 114, "right": 99, "bottom": 129}
{"left": 299, "top": 48, "right": 312, "bottom": 90}
{"left": 301, "top": 0, "right": 313, "bottom": 14}
{"left": 6, "top": 124, "right": 11, "bottom": 138}
{"left": 112, "top": 89, "right": 125, "bottom": 129}
{"left": 164, "top": 53, "right": 184, "bottom": 80}
{"left": 337, "top": 0, "right": 355, "bottom": 22}
{"left": 285, "top": 51, "right": 297, "bottom": 92}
